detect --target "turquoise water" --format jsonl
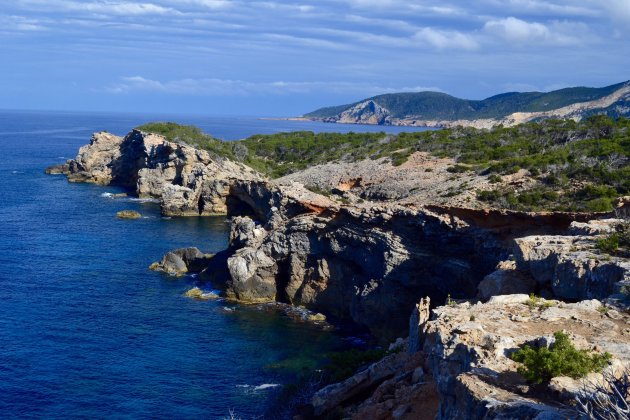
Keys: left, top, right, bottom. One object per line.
{"left": 0, "top": 110, "right": 430, "bottom": 418}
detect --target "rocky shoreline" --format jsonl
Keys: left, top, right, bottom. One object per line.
{"left": 47, "top": 128, "right": 630, "bottom": 418}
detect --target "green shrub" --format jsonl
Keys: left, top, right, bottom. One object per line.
{"left": 305, "top": 185, "right": 331, "bottom": 197}
{"left": 597, "top": 234, "right": 621, "bottom": 254}
{"left": 511, "top": 331, "right": 611, "bottom": 384}
{"left": 477, "top": 189, "right": 502, "bottom": 202}
{"left": 585, "top": 197, "right": 614, "bottom": 212}
{"left": 488, "top": 174, "right": 502, "bottom": 183}
{"left": 596, "top": 222, "right": 630, "bottom": 256}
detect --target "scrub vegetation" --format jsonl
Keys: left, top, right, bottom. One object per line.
{"left": 137, "top": 115, "right": 629, "bottom": 212}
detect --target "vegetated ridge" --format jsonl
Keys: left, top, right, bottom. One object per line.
{"left": 302, "top": 80, "right": 630, "bottom": 128}
{"left": 137, "top": 115, "right": 630, "bottom": 213}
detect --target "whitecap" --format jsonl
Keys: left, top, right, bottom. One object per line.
{"left": 100, "top": 192, "right": 114, "bottom": 198}
{"left": 11, "top": 170, "right": 24, "bottom": 174}
{"left": 236, "top": 384, "right": 281, "bottom": 392}
{"left": 254, "top": 384, "right": 280, "bottom": 391}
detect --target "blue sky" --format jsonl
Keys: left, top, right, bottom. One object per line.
{"left": 1, "top": 0, "right": 629, "bottom": 116}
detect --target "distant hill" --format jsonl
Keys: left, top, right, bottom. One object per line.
{"left": 304, "top": 81, "right": 630, "bottom": 127}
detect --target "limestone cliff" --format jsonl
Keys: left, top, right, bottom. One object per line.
{"left": 201, "top": 180, "right": 626, "bottom": 341}
{"left": 46, "top": 129, "right": 261, "bottom": 216}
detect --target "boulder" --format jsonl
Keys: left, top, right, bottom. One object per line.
{"left": 477, "top": 261, "right": 536, "bottom": 300}
{"left": 44, "top": 163, "right": 70, "bottom": 175}
{"left": 150, "top": 247, "right": 213, "bottom": 276}
{"left": 311, "top": 352, "right": 418, "bottom": 416}
{"left": 514, "top": 234, "right": 630, "bottom": 301}
{"left": 184, "top": 287, "right": 220, "bottom": 300}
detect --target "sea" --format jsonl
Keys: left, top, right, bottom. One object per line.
{"left": 0, "top": 110, "right": 431, "bottom": 419}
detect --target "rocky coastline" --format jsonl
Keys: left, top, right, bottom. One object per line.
{"left": 47, "top": 128, "right": 630, "bottom": 418}
{"left": 302, "top": 81, "right": 630, "bottom": 129}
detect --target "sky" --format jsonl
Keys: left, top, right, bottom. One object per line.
{"left": 1, "top": 0, "right": 629, "bottom": 116}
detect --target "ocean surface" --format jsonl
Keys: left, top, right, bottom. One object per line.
{"left": 0, "top": 110, "right": 431, "bottom": 419}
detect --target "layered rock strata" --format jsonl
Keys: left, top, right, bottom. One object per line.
{"left": 216, "top": 181, "right": 510, "bottom": 340}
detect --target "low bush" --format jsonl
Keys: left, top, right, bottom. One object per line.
{"left": 596, "top": 222, "right": 630, "bottom": 256}
{"left": 511, "top": 331, "right": 611, "bottom": 384}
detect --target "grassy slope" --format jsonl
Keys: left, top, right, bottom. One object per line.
{"left": 136, "top": 115, "right": 630, "bottom": 212}
{"left": 304, "top": 81, "right": 628, "bottom": 120}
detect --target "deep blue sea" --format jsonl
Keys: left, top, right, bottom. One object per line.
{"left": 0, "top": 110, "right": 430, "bottom": 419}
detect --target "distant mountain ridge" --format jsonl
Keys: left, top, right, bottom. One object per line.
{"left": 304, "top": 80, "right": 630, "bottom": 128}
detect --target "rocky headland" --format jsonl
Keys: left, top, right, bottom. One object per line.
{"left": 303, "top": 80, "right": 630, "bottom": 129}
{"left": 48, "top": 125, "right": 630, "bottom": 418}
{"left": 46, "top": 129, "right": 261, "bottom": 216}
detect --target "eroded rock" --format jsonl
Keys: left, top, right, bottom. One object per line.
{"left": 150, "top": 247, "right": 214, "bottom": 276}
{"left": 55, "top": 129, "right": 261, "bottom": 216}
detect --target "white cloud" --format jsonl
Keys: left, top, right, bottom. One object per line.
{"left": 17, "top": 0, "right": 181, "bottom": 16}
{"left": 602, "top": 0, "right": 630, "bottom": 25}
{"left": 163, "top": 0, "right": 231, "bottom": 9}
{"left": 105, "top": 75, "right": 443, "bottom": 96}
{"left": 484, "top": 17, "right": 549, "bottom": 41}
{"left": 483, "top": 17, "right": 586, "bottom": 45}
{"left": 0, "top": 15, "right": 46, "bottom": 32}
{"left": 413, "top": 28, "right": 479, "bottom": 50}
{"left": 480, "top": 0, "right": 599, "bottom": 17}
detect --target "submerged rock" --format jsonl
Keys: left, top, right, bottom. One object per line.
{"left": 116, "top": 210, "right": 141, "bottom": 219}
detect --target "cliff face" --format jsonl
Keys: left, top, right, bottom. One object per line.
{"left": 210, "top": 180, "right": 626, "bottom": 341}
{"left": 48, "top": 130, "right": 628, "bottom": 341}
{"left": 47, "top": 129, "right": 261, "bottom": 216}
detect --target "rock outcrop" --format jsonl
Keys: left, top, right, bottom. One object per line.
{"left": 336, "top": 100, "right": 391, "bottom": 125}
{"left": 150, "top": 247, "right": 214, "bottom": 276}
{"left": 513, "top": 220, "right": 630, "bottom": 301}
{"left": 213, "top": 180, "right": 516, "bottom": 340}
{"left": 310, "top": 295, "right": 630, "bottom": 419}
{"left": 422, "top": 297, "right": 630, "bottom": 419}
{"left": 47, "top": 130, "right": 261, "bottom": 216}
{"left": 116, "top": 210, "right": 142, "bottom": 219}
